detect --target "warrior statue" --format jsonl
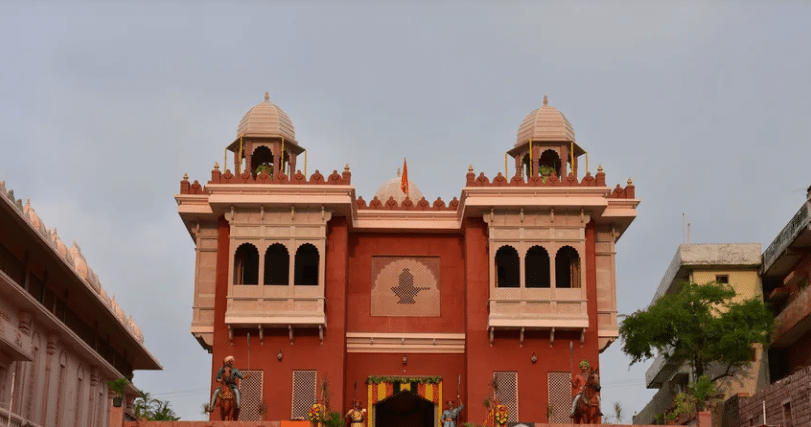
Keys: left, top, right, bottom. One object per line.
{"left": 441, "top": 396, "right": 464, "bottom": 427}
{"left": 570, "top": 359, "right": 601, "bottom": 420}
{"left": 211, "top": 355, "right": 244, "bottom": 410}
{"left": 345, "top": 400, "right": 367, "bottom": 427}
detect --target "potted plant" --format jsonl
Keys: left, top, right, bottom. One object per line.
{"left": 107, "top": 377, "right": 129, "bottom": 407}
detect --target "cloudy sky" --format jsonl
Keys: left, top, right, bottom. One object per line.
{"left": 1, "top": 1, "right": 810, "bottom": 421}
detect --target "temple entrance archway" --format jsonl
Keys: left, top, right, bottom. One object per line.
{"left": 374, "top": 391, "right": 435, "bottom": 427}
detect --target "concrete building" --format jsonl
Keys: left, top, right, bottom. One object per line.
{"left": 176, "top": 93, "right": 639, "bottom": 425}
{"left": 0, "top": 181, "right": 161, "bottom": 426}
{"left": 736, "top": 185, "right": 811, "bottom": 427}
{"left": 633, "top": 244, "right": 768, "bottom": 425}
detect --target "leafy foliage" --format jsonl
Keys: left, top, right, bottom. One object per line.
{"left": 106, "top": 378, "right": 129, "bottom": 397}
{"left": 323, "top": 411, "right": 345, "bottom": 427}
{"left": 619, "top": 281, "right": 773, "bottom": 380}
{"left": 133, "top": 391, "right": 180, "bottom": 421}
{"left": 366, "top": 376, "right": 442, "bottom": 384}
{"left": 602, "top": 401, "right": 624, "bottom": 424}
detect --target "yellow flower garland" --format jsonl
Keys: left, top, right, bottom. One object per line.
{"left": 308, "top": 403, "right": 326, "bottom": 424}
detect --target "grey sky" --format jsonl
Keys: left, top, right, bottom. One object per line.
{"left": 1, "top": 1, "right": 809, "bottom": 420}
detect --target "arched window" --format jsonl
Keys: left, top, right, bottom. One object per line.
{"left": 495, "top": 246, "right": 520, "bottom": 288}
{"left": 234, "top": 243, "right": 259, "bottom": 285}
{"left": 525, "top": 246, "right": 550, "bottom": 288}
{"left": 539, "top": 149, "right": 562, "bottom": 179}
{"left": 264, "top": 244, "right": 289, "bottom": 286}
{"left": 555, "top": 246, "right": 580, "bottom": 288}
{"left": 251, "top": 145, "right": 274, "bottom": 177}
{"left": 295, "top": 244, "right": 319, "bottom": 286}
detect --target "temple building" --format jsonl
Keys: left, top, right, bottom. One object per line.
{"left": 0, "top": 181, "right": 161, "bottom": 427}
{"left": 176, "top": 92, "right": 639, "bottom": 425}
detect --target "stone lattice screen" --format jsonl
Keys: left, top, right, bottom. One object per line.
{"left": 239, "top": 370, "right": 264, "bottom": 421}
{"left": 494, "top": 371, "right": 519, "bottom": 423}
{"left": 291, "top": 370, "right": 317, "bottom": 420}
{"left": 547, "top": 372, "right": 571, "bottom": 423}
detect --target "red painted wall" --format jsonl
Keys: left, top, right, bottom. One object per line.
{"left": 345, "top": 232, "right": 466, "bottom": 333}
{"left": 463, "top": 218, "right": 600, "bottom": 424}
{"left": 208, "top": 216, "right": 601, "bottom": 423}
{"left": 210, "top": 217, "right": 350, "bottom": 421}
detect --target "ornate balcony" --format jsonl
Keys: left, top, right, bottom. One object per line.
{"left": 487, "top": 287, "right": 588, "bottom": 345}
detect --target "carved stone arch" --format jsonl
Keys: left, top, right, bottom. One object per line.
{"left": 526, "top": 245, "right": 551, "bottom": 288}
{"left": 294, "top": 243, "right": 319, "bottom": 286}
{"left": 539, "top": 149, "right": 562, "bottom": 178}
{"left": 251, "top": 145, "right": 274, "bottom": 177}
{"left": 264, "top": 243, "right": 290, "bottom": 285}
{"left": 234, "top": 242, "right": 259, "bottom": 285}
{"left": 555, "top": 245, "right": 581, "bottom": 288}
{"left": 495, "top": 245, "right": 520, "bottom": 288}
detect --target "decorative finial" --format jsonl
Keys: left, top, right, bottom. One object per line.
{"left": 264, "top": 91, "right": 270, "bottom": 102}
{"left": 468, "top": 164, "right": 474, "bottom": 172}
{"left": 183, "top": 173, "right": 188, "bottom": 180}
{"left": 344, "top": 163, "right": 350, "bottom": 172}
{"left": 214, "top": 162, "right": 220, "bottom": 170}
{"left": 598, "top": 164, "right": 603, "bottom": 172}
{"left": 628, "top": 177, "right": 633, "bottom": 185}
{"left": 543, "top": 95, "right": 548, "bottom": 106}
{"left": 397, "top": 168, "right": 401, "bottom": 177}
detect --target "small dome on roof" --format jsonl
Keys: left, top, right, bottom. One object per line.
{"left": 516, "top": 95, "right": 575, "bottom": 146}
{"left": 237, "top": 91, "right": 296, "bottom": 143}
{"left": 24, "top": 199, "right": 48, "bottom": 236}
{"left": 374, "top": 168, "right": 424, "bottom": 204}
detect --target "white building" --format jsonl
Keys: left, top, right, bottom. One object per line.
{"left": 0, "top": 180, "right": 161, "bottom": 427}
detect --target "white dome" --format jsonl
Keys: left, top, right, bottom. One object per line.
{"left": 374, "top": 170, "right": 424, "bottom": 204}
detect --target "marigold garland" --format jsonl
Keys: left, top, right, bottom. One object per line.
{"left": 366, "top": 376, "right": 441, "bottom": 385}
{"left": 492, "top": 403, "right": 509, "bottom": 426}
{"left": 308, "top": 403, "right": 327, "bottom": 423}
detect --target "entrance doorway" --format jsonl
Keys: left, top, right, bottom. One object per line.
{"left": 374, "top": 391, "right": 435, "bottom": 427}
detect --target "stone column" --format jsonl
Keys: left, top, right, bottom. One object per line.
{"left": 40, "top": 333, "right": 58, "bottom": 426}
{"left": 88, "top": 368, "right": 99, "bottom": 427}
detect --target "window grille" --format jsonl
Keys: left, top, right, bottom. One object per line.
{"left": 239, "top": 369, "right": 264, "bottom": 421}
{"left": 292, "top": 370, "right": 317, "bottom": 420}
{"left": 548, "top": 372, "right": 571, "bottom": 423}
{"left": 493, "top": 371, "right": 518, "bottom": 422}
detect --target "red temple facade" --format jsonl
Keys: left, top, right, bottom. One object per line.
{"left": 176, "top": 93, "right": 639, "bottom": 425}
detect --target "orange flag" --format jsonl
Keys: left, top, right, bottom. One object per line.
{"left": 400, "top": 158, "right": 409, "bottom": 195}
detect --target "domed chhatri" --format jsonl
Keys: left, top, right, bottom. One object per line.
{"left": 227, "top": 91, "right": 305, "bottom": 177}
{"left": 515, "top": 95, "right": 575, "bottom": 146}
{"left": 508, "top": 95, "right": 586, "bottom": 180}
{"left": 374, "top": 168, "right": 425, "bottom": 204}
{"left": 236, "top": 91, "right": 297, "bottom": 143}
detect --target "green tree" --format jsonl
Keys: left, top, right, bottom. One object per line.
{"left": 132, "top": 391, "right": 180, "bottom": 421}
{"left": 619, "top": 281, "right": 773, "bottom": 383}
